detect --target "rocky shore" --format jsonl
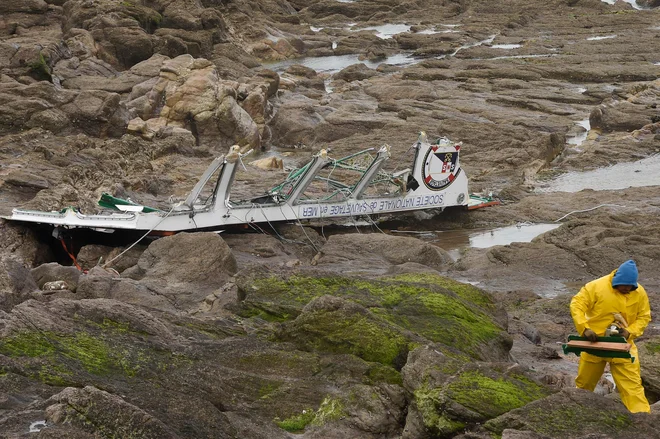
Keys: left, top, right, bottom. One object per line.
{"left": 1, "top": 0, "right": 660, "bottom": 437}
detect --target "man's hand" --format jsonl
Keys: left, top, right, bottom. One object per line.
{"left": 619, "top": 328, "right": 631, "bottom": 339}
{"left": 583, "top": 329, "right": 598, "bottom": 342}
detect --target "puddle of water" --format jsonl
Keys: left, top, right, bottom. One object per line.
{"left": 600, "top": 0, "right": 645, "bottom": 9}
{"left": 354, "top": 24, "right": 411, "bottom": 39}
{"left": 566, "top": 119, "right": 590, "bottom": 146}
{"left": 491, "top": 44, "right": 522, "bottom": 49}
{"left": 587, "top": 35, "right": 617, "bottom": 41}
{"left": 466, "top": 223, "right": 561, "bottom": 249}
{"left": 264, "top": 52, "right": 417, "bottom": 74}
{"left": 537, "top": 155, "right": 660, "bottom": 193}
{"left": 399, "top": 223, "right": 561, "bottom": 259}
{"left": 29, "top": 421, "right": 47, "bottom": 433}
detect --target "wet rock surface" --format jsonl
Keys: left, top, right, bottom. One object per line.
{"left": 1, "top": 0, "right": 660, "bottom": 437}
{"left": 483, "top": 388, "right": 660, "bottom": 438}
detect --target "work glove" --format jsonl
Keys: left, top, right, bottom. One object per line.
{"left": 582, "top": 329, "right": 598, "bottom": 342}
{"left": 619, "top": 328, "right": 631, "bottom": 340}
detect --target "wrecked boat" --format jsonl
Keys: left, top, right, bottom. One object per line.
{"left": 4, "top": 133, "right": 495, "bottom": 233}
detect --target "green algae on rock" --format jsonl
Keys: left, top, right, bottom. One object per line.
{"left": 274, "top": 295, "right": 413, "bottom": 368}
{"left": 276, "top": 396, "right": 345, "bottom": 433}
{"left": 384, "top": 273, "right": 498, "bottom": 312}
{"left": 413, "top": 365, "right": 552, "bottom": 436}
{"left": 366, "top": 363, "right": 403, "bottom": 385}
{"left": 413, "top": 385, "right": 468, "bottom": 436}
{"left": 483, "top": 388, "right": 655, "bottom": 439}
{"left": 0, "top": 328, "right": 185, "bottom": 384}
{"left": 276, "top": 409, "right": 316, "bottom": 433}
{"left": 238, "top": 272, "right": 511, "bottom": 361}
{"left": 445, "top": 370, "right": 550, "bottom": 418}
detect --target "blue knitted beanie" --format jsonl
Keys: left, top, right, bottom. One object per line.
{"left": 612, "top": 260, "right": 638, "bottom": 289}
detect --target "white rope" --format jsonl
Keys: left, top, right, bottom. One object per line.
{"left": 281, "top": 204, "right": 321, "bottom": 252}
{"left": 364, "top": 212, "right": 386, "bottom": 235}
{"left": 102, "top": 206, "right": 176, "bottom": 269}
{"left": 553, "top": 203, "right": 626, "bottom": 223}
{"left": 325, "top": 160, "right": 339, "bottom": 194}
{"left": 254, "top": 203, "right": 287, "bottom": 242}
{"left": 229, "top": 212, "right": 264, "bottom": 234}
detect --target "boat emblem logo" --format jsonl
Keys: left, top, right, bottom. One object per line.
{"left": 421, "top": 144, "right": 461, "bottom": 191}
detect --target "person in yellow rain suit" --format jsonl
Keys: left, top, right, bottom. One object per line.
{"left": 570, "top": 259, "right": 652, "bottom": 413}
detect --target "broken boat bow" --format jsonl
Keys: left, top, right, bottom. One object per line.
{"left": 5, "top": 134, "right": 492, "bottom": 233}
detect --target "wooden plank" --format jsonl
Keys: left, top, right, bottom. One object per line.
{"left": 566, "top": 340, "right": 631, "bottom": 352}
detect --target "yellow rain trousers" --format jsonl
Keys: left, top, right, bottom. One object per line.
{"left": 570, "top": 270, "right": 652, "bottom": 413}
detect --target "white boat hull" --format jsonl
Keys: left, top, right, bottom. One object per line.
{"left": 5, "top": 135, "right": 471, "bottom": 232}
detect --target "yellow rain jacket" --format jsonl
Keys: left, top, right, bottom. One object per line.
{"left": 570, "top": 269, "right": 652, "bottom": 413}
{"left": 571, "top": 269, "right": 651, "bottom": 353}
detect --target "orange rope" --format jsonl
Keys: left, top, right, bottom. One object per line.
{"left": 60, "top": 238, "right": 82, "bottom": 271}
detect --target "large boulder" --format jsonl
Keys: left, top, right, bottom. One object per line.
{"left": 53, "top": 52, "right": 168, "bottom": 94}
{"left": 0, "top": 297, "right": 176, "bottom": 338}
{"left": 123, "top": 232, "right": 237, "bottom": 311}
{"left": 76, "top": 271, "right": 179, "bottom": 313}
{"left": 0, "top": 256, "right": 39, "bottom": 312}
{"left": 0, "top": 220, "right": 53, "bottom": 266}
{"left": 0, "top": 79, "right": 129, "bottom": 136}
{"left": 0, "top": 81, "right": 72, "bottom": 134}
{"left": 125, "top": 54, "right": 261, "bottom": 149}
{"left": 235, "top": 271, "right": 511, "bottom": 361}
{"left": 590, "top": 98, "right": 656, "bottom": 133}
{"left": 267, "top": 95, "right": 331, "bottom": 146}
{"left": 64, "top": 0, "right": 160, "bottom": 69}
{"left": 0, "top": 298, "right": 241, "bottom": 436}
{"left": 302, "top": 383, "right": 407, "bottom": 439}
{"left": 275, "top": 295, "right": 417, "bottom": 368}
{"left": 31, "top": 262, "right": 82, "bottom": 292}
{"left": 316, "top": 233, "right": 452, "bottom": 272}
{"left": 76, "top": 243, "right": 146, "bottom": 273}
{"left": 106, "top": 27, "right": 150, "bottom": 66}
{"left": 484, "top": 388, "right": 660, "bottom": 438}
{"left": 636, "top": 0, "right": 660, "bottom": 7}
{"left": 0, "top": 295, "right": 402, "bottom": 438}
{"left": 0, "top": 0, "right": 48, "bottom": 13}
{"left": 334, "top": 63, "right": 378, "bottom": 82}
{"left": 45, "top": 386, "right": 180, "bottom": 438}
{"left": 221, "top": 233, "right": 289, "bottom": 260}
{"left": 60, "top": 89, "right": 129, "bottom": 137}
{"left": 402, "top": 344, "right": 552, "bottom": 438}
{"left": 454, "top": 240, "right": 586, "bottom": 295}
{"left": 221, "top": 228, "right": 322, "bottom": 271}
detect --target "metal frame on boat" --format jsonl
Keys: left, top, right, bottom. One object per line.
{"left": 5, "top": 133, "right": 492, "bottom": 233}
